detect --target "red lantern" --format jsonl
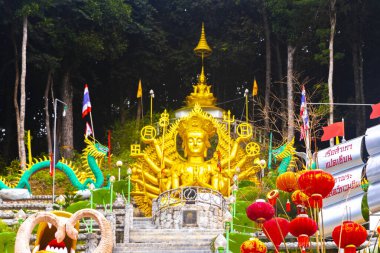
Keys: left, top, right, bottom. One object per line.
{"left": 332, "top": 221, "right": 367, "bottom": 253}
{"left": 246, "top": 199, "right": 275, "bottom": 225}
{"left": 240, "top": 238, "right": 267, "bottom": 253}
{"left": 276, "top": 171, "right": 299, "bottom": 193}
{"left": 291, "top": 190, "right": 310, "bottom": 214}
{"left": 289, "top": 214, "right": 318, "bottom": 253}
{"left": 298, "top": 169, "right": 335, "bottom": 208}
{"left": 266, "top": 190, "right": 279, "bottom": 206}
{"left": 262, "top": 217, "right": 289, "bottom": 252}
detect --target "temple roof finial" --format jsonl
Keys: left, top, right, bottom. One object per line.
{"left": 194, "top": 22, "right": 212, "bottom": 57}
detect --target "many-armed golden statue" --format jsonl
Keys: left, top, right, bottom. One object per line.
{"left": 130, "top": 105, "right": 264, "bottom": 216}
{"left": 129, "top": 24, "right": 265, "bottom": 216}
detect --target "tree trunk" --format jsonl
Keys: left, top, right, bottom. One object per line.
{"left": 12, "top": 25, "right": 21, "bottom": 162}
{"left": 275, "top": 39, "right": 287, "bottom": 133}
{"left": 61, "top": 71, "right": 74, "bottom": 159}
{"left": 358, "top": 44, "right": 365, "bottom": 134}
{"left": 287, "top": 44, "right": 296, "bottom": 141}
{"left": 44, "top": 70, "right": 53, "bottom": 154}
{"left": 352, "top": 42, "right": 366, "bottom": 135}
{"left": 262, "top": 2, "right": 272, "bottom": 132}
{"left": 18, "top": 16, "right": 28, "bottom": 170}
{"left": 328, "top": 0, "right": 336, "bottom": 146}
{"left": 351, "top": 1, "right": 366, "bottom": 136}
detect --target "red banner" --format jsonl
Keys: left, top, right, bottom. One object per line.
{"left": 321, "top": 121, "right": 345, "bottom": 141}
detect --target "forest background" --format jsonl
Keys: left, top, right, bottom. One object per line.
{"left": 0, "top": 0, "right": 380, "bottom": 169}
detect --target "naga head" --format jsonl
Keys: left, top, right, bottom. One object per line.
{"left": 84, "top": 137, "right": 109, "bottom": 158}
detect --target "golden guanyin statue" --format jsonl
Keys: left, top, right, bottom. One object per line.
{"left": 129, "top": 24, "right": 265, "bottom": 216}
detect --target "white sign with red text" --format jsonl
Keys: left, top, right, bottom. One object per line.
{"left": 316, "top": 136, "right": 364, "bottom": 174}
{"left": 323, "top": 164, "right": 364, "bottom": 207}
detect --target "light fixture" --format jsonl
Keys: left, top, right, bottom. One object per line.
{"left": 62, "top": 105, "right": 68, "bottom": 117}
{"left": 214, "top": 234, "right": 227, "bottom": 252}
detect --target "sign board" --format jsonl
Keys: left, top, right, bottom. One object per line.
{"left": 316, "top": 136, "right": 365, "bottom": 174}
{"left": 323, "top": 165, "right": 364, "bottom": 207}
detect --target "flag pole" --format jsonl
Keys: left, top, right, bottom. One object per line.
{"left": 52, "top": 98, "right": 67, "bottom": 205}
{"left": 89, "top": 111, "right": 95, "bottom": 140}
{"left": 342, "top": 118, "right": 346, "bottom": 142}
{"left": 305, "top": 127, "right": 312, "bottom": 168}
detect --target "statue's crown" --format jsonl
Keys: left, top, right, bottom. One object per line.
{"left": 178, "top": 105, "right": 216, "bottom": 138}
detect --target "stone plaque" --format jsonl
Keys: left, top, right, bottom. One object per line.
{"left": 183, "top": 210, "right": 197, "bottom": 226}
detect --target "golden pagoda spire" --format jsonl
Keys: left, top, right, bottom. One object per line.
{"left": 194, "top": 22, "right": 212, "bottom": 57}
{"left": 185, "top": 23, "right": 216, "bottom": 107}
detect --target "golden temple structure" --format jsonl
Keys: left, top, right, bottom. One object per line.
{"left": 130, "top": 24, "right": 265, "bottom": 216}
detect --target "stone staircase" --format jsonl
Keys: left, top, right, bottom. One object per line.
{"left": 113, "top": 217, "right": 223, "bottom": 253}
{"left": 0, "top": 195, "right": 224, "bottom": 253}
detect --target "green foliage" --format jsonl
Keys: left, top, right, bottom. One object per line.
{"left": 113, "top": 180, "right": 131, "bottom": 198}
{"left": 229, "top": 232, "right": 251, "bottom": 253}
{"left": 66, "top": 200, "right": 91, "bottom": 214}
{"left": 0, "top": 232, "right": 16, "bottom": 253}
{"left": 0, "top": 219, "right": 12, "bottom": 233}
{"left": 54, "top": 192, "right": 84, "bottom": 210}
{"left": 361, "top": 193, "right": 369, "bottom": 222}
{"left": 4, "top": 160, "right": 21, "bottom": 177}
{"left": 92, "top": 188, "right": 116, "bottom": 211}
{"left": 314, "top": 28, "right": 345, "bottom": 65}
{"left": 111, "top": 111, "right": 169, "bottom": 167}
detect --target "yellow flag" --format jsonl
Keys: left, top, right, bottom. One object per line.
{"left": 335, "top": 136, "right": 340, "bottom": 145}
{"left": 252, "top": 79, "right": 258, "bottom": 96}
{"left": 137, "top": 79, "right": 142, "bottom": 98}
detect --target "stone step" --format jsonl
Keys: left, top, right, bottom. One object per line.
{"left": 129, "top": 228, "right": 223, "bottom": 243}
{"left": 113, "top": 242, "right": 212, "bottom": 253}
{"left": 132, "top": 217, "right": 156, "bottom": 229}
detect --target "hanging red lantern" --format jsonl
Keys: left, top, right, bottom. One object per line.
{"left": 240, "top": 238, "right": 267, "bottom": 253}
{"left": 332, "top": 221, "right": 367, "bottom": 253}
{"left": 266, "top": 190, "right": 279, "bottom": 206}
{"left": 291, "top": 190, "right": 309, "bottom": 206}
{"left": 262, "top": 217, "right": 289, "bottom": 252}
{"left": 276, "top": 171, "right": 299, "bottom": 193}
{"left": 246, "top": 199, "right": 275, "bottom": 225}
{"left": 298, "top": 169, "right": 335, "bottom": 208}
{"left": 289, "top": 214, "right": 318, "bottom": 253}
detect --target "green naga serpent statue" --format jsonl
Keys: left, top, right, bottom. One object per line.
{"left": 0, "top": 137, "right": 109, "bottom": 192}
{"left": 271, "top": 138, "right": 299, "bottom": 174}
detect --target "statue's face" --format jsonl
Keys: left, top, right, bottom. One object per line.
{"left": 186, "top": 130, "right": 206, "bottom": 157}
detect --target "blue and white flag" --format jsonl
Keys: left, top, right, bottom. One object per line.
{"left": 300, "top": 85, "right": 309, "bottom": 140}
{"left": 82, "top": 84, "right": 92, "bottom": 118}
{"left": 85, "top": 122, "right": 93, "bottom": 137}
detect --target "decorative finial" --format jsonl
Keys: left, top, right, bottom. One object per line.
{"left": 199, "top": 66, "right": 206, "bottom": 84}
{"left": 194, "top": 22, "right": 212, "bottom": 57}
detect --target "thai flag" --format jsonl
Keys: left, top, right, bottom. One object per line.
{"left": 82, "top": 84, "right": 92, "bottom": 118}
{"left": 300, "top": 85, "right": 309, "bottom": 140}
{"left": 85, "top": 122, "right": 93, "bottom": 137}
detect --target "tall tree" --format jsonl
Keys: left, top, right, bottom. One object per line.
{"left": 327, "top": 0, "right": 336, "bottom": 146}
{"left": 12, "top": 2, "right": 40, "bottom": 169}
{"left": 268, "top": 0, "right": 320, "bottom": 141}
{"left": 350, "top": 0, "right": 366, "bottom": 135}
{"left": 262, "top": 0, "right": 272, "bottom": 131}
